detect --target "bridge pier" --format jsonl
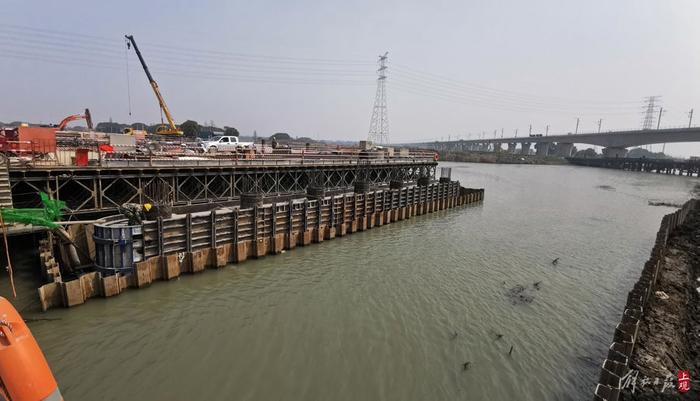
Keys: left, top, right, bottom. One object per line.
{"left": 557, "top": 142, "right": 574, "bottom": 157}
{"left": 535, "top": 142, "right": 550, "bottom": 156}
{"left": 602, "top": 147, "right": 628, "bottom": 158}
{"left": 507, "top": 143, "right": 517, "bottom": 153}
{"left": 520, "top": 142, "right": 531, "bottom": 155}
{"left": 492, "top": 143, "right": 501, "bottom": 152}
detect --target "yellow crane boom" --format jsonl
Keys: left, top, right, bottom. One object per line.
{"left": 125, "top": 35, "right": 183, "bottom": 136}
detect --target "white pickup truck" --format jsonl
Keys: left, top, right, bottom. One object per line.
{"left": 200, "top": 136, "right": 254, "bottom": 153}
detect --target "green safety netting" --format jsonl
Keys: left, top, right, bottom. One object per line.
{"left": 0, "top": 192, "right": 66, "bottom": 229}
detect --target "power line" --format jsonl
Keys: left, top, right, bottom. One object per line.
{"left": 0, "top": 24, "right": 374, "bottom": 66}
{"left": 0, "top": 26, "right": 648, "bottom": 114}
{"left": 4, "top": 23, "right": 694, "bottom": 133}
{"left": 0, "top": 47, "right": 374, "bottom": 86}
{"left": 0, "top": 36, "right": 374, "bottom": 77}
{"left": 391, "top": 78, "right": 640, "bottom": 114}
{"left": 391, "top": 81, "right": 640, "bottom": 116}
{"left": 391, "top": 63, "right": 640, "bottom": 106}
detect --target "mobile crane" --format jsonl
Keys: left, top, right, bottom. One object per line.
{"left": 125, "top": 35, "right": 183, "bottom": 136}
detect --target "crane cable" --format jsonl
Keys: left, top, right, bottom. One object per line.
{"left": 124, "top": 38, "right": 132, "bottom": 117}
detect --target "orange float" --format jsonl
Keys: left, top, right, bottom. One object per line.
{"left": 0, "top": 297, "right": 62, "bottom": 401}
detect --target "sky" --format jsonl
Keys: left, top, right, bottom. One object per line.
{"left": 1, "top": 0, "right": 700, "bottom": 156}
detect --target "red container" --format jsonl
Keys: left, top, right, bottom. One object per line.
{"left": 75, "top": 148, "right": 89, "bottom": 166}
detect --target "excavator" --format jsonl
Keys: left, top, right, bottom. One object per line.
{"left": 56, "top": 108, "right": 93, "bottom": 131}
{"left": 125, "top": 35, "right": 183, "bottom": 136}
{"left": 0, "top": 109, "right": 93, "bottom": 155}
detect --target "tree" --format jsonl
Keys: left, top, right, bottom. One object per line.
{"left": 180, "top": 120, "right": 200, "bottom": 138}
{"left": 129, "top": 122, "right": 148, "bottom": 130}
{"left": 224, "top": 126, "right": 239, "bottom": 137}
{"left": 270, "top": 132, "right": 291, "bottom": 141}
{"left": 574, "top": 148, "right": 598, "bottom": 158}
{"left": 95, "top": 121, "right": 128, "bottom": 133}
{"left": 627, "top": 147, "right": 670, "bottom": 159}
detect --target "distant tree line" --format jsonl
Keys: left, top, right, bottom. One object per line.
{"left": 1, "top": 119, "right": 314, "bottom": 144}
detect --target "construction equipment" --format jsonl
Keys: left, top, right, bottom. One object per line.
{"left": 125, "top": 35, "right": 183, "bottom": 136}
{"left": 56, "top": 108, "right": 93, "bottom": 131}
{"left": 0, "top": 109, "right": 92, "bottom": 155}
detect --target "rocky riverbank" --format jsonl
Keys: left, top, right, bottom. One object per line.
{"left": 438, "top": 150, "right": 567, "bottom": 165}
{"left": 620, "top": 208, "right": 700, "bottom": 400}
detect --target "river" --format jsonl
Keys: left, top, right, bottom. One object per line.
{"left": 7, "top": 162, "right": 699, "bottom": 401}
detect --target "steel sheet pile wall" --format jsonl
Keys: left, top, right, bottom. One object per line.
{"left": 37, "top": 181, "right": 484, "bottom": 310}
{"left": 592, "top": 199, "right": 698, "bottom": 401}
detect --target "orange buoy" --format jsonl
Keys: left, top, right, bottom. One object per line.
{"left": 0, "top": 297, "right": 62, "bottom": 401}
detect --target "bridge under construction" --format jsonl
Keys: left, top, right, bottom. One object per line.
{"left": 5, "top": 150, "right": 439, "bottom": 219}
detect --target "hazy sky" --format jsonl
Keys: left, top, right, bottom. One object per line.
{"left": 2, "top": 0, "right": 700, "bottom": 156}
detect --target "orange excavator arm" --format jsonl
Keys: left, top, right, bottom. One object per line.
{"left": 56, "top": 108, "right": 93, "bottom": 131}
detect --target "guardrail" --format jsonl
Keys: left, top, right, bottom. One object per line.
{"left": 5, "top": 141, "right": 439, "bottom": 169}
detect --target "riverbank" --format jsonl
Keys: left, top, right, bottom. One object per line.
{"left": 620, "top": 207, "right": 700, "bottom": 400}
{"left": 593, "top": 199, "right": 700, "bottom": 400}
{"left": 438, "top": 150, "right": 567, "bottom": 165}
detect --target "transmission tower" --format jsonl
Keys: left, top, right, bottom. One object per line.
{"left": 641, "top": 96, "right": 660, "bottom": 130}
{"left": 368, "top": 52, "right": 389, "bottom": 145}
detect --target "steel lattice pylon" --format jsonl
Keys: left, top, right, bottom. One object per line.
{"left": 641, "top": 96, "right": 660, "bottom": 130}
{"left": 368, "top": 52, "right": 389, "bottom": 145}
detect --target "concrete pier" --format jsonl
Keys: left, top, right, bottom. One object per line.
{"left": 520, "top": 142, "right": 531, "bottom": 155}
{"left": 535, "top": 142, "right": 550, "bottom": 156}
{"left": 556, "top": 142, "right": 574, "bottom": 157}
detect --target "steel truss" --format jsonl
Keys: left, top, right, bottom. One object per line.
{"left": 10, "top": 162, "right": 436, "bottom": 218}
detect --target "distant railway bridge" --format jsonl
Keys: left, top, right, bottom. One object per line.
{"left": 408, "top": 127, "right": 700, "bottom": 158}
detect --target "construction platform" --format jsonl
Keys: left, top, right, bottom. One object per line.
{"left": 7, "top": 150, "right": 439, "bottom": 219}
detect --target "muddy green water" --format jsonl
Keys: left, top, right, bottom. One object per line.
{"left": 4, "top": 162, "right": 698, "bottom": 401}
